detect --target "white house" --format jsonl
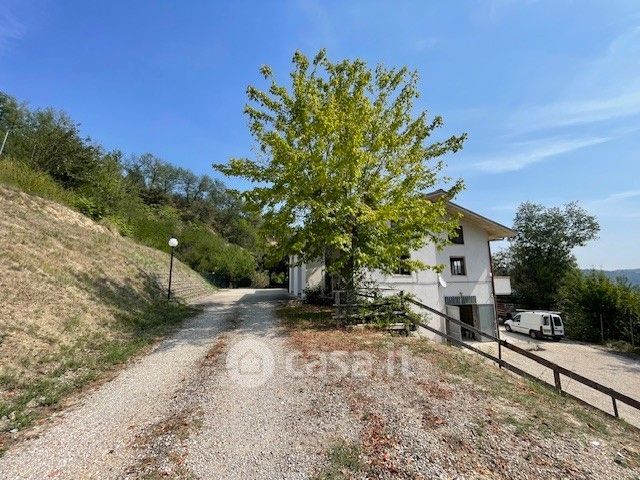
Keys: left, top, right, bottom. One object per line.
{"left": 288, "top": 190, "right": 515, "bottom": 342}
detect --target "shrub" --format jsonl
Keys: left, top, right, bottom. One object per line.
{"left": 102, "top": 215, "right": 133, "bottom": 237}
{"left": 250, "top": 270, "right": 270, "bottom": 288}
{"left": 74, "top": 196, "right": 107, "bottom": 220}
{"left": 303, "top": 284, "right": 333, "bottom": 306}
{"left": 557, "top": 269, "right": 640, "bottom": 343}
{"left": 270, "top": 271, "right": 286, "bottom": 287}
{"left": 0, "top": 159, "right": 77, "bottom": 205}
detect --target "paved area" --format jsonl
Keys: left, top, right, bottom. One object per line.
{"left": 472, "top": 327, "right": 640, "bottom": 428}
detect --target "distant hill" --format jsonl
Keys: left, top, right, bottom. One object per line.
{"left": 581, "top": 268, "right": 640, "bottom": 286}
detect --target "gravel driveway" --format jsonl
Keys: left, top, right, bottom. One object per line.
{"left": 0, "top": 289, "right": 356, "bottom": 479}
{"left": 473, "top": 327, "right": 640, "bottom": 428}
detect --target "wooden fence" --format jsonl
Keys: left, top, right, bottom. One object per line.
{"left": 398, "top": 293, "right": 640, "bottom": 420}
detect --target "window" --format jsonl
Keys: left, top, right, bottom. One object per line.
{"left": 553, "top": 315, "right": 562, "bottom": 327}
{"left": 450, "top": 257, "right": 466, "bottom": 276}
{"left": 543, "top": 315, "right": 550, "bottom": 326}
{"left": 450, "top": 226, "right": 464, "bottom": 244}
{"left": 513, "top": 314, "right": 521, "bottom": 323}
{"left": 394, "top": 252, "right": 411, "bottom": 275}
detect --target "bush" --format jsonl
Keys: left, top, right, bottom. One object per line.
{"left": 270, "top": 271, "right": 286, "bottom": 287}
{"left": 250, "top": 270, "right": 270, "bottom": 288}
{"left": 127, "top": 204, "right": 181, "bottom": 252}
{"left": 0, "top": 159, "right": 77, "bottom": 206}
{"left": 102, "top": 215, "right": 133, "bottom": 237}
{"left": 373, "top": 293, "right": 421, "bottom": 325}
{"left": 303, "top": 284, "right": 333, "bottom": 306}
{"left": 557, "top": 270, "right": 640, "bottom": 343}
{"left": 74, "top": 196, "right": 107, "bottom": 220}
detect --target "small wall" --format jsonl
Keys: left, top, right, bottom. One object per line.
{"left": 493, "top": 276, "right": 512, "bottom": 296}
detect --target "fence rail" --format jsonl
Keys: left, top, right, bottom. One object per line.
{"left": 401, "top": 294, "right": 640, "bottom": 420}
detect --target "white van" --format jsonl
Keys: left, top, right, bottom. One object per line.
{"left": 504, "top": 311, "right": 564, "bottom": 341}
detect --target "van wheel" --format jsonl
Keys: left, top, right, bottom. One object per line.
{"left": 505, "top": 324, "right": 512, "bottom": 332}
{"left": 529, "top": 330, "right": 539, "bottom": 339}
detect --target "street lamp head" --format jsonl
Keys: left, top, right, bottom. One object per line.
{"left": 168, "top": 237, "right": 178, "bottom": 248}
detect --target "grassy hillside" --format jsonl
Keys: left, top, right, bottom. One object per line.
{"left": 0, "top": 185, "right": 214, "bottom": 444}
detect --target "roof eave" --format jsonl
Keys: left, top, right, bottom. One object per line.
{"left": 424, "top": 190, "right": 516, "bottom": 239}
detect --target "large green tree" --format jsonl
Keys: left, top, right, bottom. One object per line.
{"left": 500, "top": 202, "right": 599, "bottom": 309}
{"left": 215, "top": 50, "right": 466, "bottom": 291}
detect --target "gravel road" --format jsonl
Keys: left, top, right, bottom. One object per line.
{"left": 184, "top": 290, "right": 356, "bottom": 479}
{"left": 2, "top": 290, "right": 638, "bottom": 479}
{"left": 0, "top": 289, "right": 356, "bottom": 479}
{"left": 473, "top": 327, "right": 640, "bottom": 427}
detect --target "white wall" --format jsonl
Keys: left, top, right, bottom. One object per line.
{"left": 289, "top": 255, "right": 325, "bottom": 297}
{"left": 305, "top": 257, "right": 325, "bottom": 290}
{"left": 289, "top": 219, "right": 499, "bottom": 340}
{"left": 436, "top": 219, "right": 494, "bottom": 305}
{"left": 494, "top": 276, "right": 512, "bottom": 296}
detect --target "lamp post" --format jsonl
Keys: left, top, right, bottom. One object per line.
{"left": 167, "top": 237, "right": 178, "bottom": 300}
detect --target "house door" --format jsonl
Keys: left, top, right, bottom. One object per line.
{"left": 459, "top": 305, "right": 475, "bottom": 340}
{"left": 475, "top": 304, "right": 496, "bottom": 342}
{"left": 445, "top": 305, "right": 461, "bottom": 343}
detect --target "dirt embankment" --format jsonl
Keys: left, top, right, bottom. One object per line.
{"left": 0, "top": 185, "right": 213, "bottom": 446}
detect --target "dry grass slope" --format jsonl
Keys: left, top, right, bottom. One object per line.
{"left": 278, "top": 302, "right": 640, "bottom": 479}
{"left": 0, "top": 185, "right": 214, "bottom": 445}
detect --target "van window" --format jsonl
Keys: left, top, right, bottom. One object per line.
{"left": 513, "top": 314, "right": 521, "bottom": 323}
{"left": 552, "top": 315, "right": 562, "bottom": 327}
{"left": 543, "top": 315, "right": 549, "bottom": 326}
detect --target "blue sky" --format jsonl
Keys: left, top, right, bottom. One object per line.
{"left": 1, "top": 0, "right": 639, "bottom": 269}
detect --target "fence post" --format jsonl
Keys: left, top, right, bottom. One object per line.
{"left": 612, "top": 397, "right": 619, "bottom": 418}
{"left": 553, "top": 369, "right": 562, "bottom": 392}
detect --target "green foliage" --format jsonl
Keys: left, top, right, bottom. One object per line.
{"left": 0, "top": 92, "right": 101, "bottom": 189}
{"left": 0, "top": 158, "right": 77, "bottom": 205}
{"left": 216, "top": 50, "right": 465, "bottom": 290}
{"left": 303, "top": 284, "right": 333, "bottom": 306}
{"left": 314, "top": 440, "right": 363, "bottom": 480}
{"left": 270, "top": 271, "right": 287, "bottom": 286}
{"left": 74, "top": 196, "right": 107, "bottom": 220}
{"left": 0, "top": 299, "right": 197, "bottom": 434}
{"left": 103, "top": 214, "right": 133, "bottom": 237}
{"left": 500, "top": 202, "right": 599, "bottom": 309}
{"left": 250, "top": 270, "right": 270, "bottom": 288}
{"left": 179, "top": 223, "right": 257, "bottom": 287}
{"left": 557, "top": 270, "right": 640, "bottom": 343}
{"left": 1, "top": 90, "right": 273, "bottom": 287}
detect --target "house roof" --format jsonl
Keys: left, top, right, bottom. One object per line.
{"left": 425, "top": 189, "right": 516, "bottom": 241}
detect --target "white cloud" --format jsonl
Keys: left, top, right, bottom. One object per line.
{"left": 510, "top": 25, "right": 640, "bottom": 133}
{"left": 517, "top": 91, "right": 640, "bottom": 131}
{"left": 0, "top": 11, "right": 25, "bottom": 52}
{"left": 593, "top": 189, "right": 640, "bottom": 205}
{"left": 471, "top": 136, "right": 611, "bottom": 173}
{"left": 586, "top": 189, "right": 640, "bottom": 220}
